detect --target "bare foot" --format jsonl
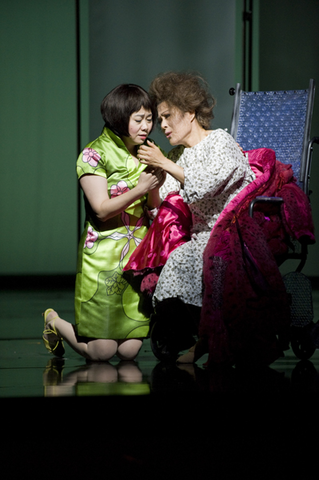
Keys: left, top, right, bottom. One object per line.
{"left": 176, "top": 345, "right": 195, "bottom": 364}
{"left": 176, "top": 338, "right": 208, "bottom": 364}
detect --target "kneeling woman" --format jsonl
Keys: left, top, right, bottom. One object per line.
{"left": 42, "top": 84, "right": 164, "bottom": 362}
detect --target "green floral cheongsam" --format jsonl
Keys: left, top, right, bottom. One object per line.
{"left": 75, "top": 127, "right": 150, "bottom": 339}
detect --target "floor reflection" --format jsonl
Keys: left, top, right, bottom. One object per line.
{"left": 42, "top": 355, "right": 319, "bottom": 397}
{"left": 1, "top": 284, "right": 318, "bottom": 399}
{"left": 43, "top": 358, "right": 151, "bottom": 397}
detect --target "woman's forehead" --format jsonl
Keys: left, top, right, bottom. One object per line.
{"left": 157, "top": 102, "right": 169, "bottom": 114}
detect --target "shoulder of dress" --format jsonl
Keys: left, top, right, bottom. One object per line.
{"left": 81, "top": 132, "right": 128, "bottom": 159}
{"left": 211, "top": 128, "right": 230, "bottom": 139}
{"left": 208, "top": 129, "right": 238, "bottom": 148}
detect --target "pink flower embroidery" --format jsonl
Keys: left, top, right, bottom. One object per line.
{"left": 84, "top": 226, "right": 98, "bottom": 249}
{"left": 82, "top": 148, "right": 101, "bottom": 167}
{"left": 110, "top": 180, "right": 130, "bottom": 198}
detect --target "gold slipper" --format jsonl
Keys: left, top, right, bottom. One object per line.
{"left": 42, "top": 308, "right": 65, "bottom": 357}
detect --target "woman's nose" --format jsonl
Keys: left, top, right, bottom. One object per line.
{"left": 161, "top": 120, "right": 167, "bottom": 130}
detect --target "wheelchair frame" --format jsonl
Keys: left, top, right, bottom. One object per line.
{"left": 229, "top": 80, "right": 319, "bottom": 359}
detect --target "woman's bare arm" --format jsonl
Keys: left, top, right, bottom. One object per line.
{"left": 80, "top": 169, "right": 164, "bottom": 222}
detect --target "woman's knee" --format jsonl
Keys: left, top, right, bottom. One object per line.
{"left": 86, "top": 339, "right": 118, "bottom": 362}
{"left": 117, "top": 339, "right": 143, "bottom": 361}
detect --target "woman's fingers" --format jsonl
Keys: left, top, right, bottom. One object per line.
{"left": 138, "top": 142, "right": 162, "bottom": 164}
{"left": 138, "top": 149, "right": 166, "bottom": 170}
{"left": 137, "top": 145, "right": 151, "bottom": 159}
{"left": 139, "top": 169, "right": 163, "bottom": 190}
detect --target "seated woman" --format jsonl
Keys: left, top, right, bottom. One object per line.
{"left": 126, "top": 72, "right": 314, "bottom": 367}
{"left": 125, "top": 72, "right": 256, "bottom": 363}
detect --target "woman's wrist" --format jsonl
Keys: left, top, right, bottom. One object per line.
{"left": 134, "top": 182, "right": 148, "bottom": 198}
{"left": 144, "top": 201, "right": 160, "bottom": 220}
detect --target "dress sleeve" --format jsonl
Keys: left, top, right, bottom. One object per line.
{"left": 181, "top": 130, "right": 250, "bottom": 204}
{"left": 76, "top": 146, "right": 107, "bottom": 180}
{"left": 156, "top": 146, "right": 186, "bottom": 201}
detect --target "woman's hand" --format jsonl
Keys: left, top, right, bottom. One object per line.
{"left": 139, "top": 141, "right": 185, "bottom": 185}
{"left": 145, "top": 166, "right": 167, "bottom": 190}
{"left": 137, "top": 168, "right": 166, "bottom": 193}
{"left": 138, "top": 141, "right": 168, "bottom": 169}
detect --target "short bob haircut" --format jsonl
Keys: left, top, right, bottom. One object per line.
{"left": 149, "top": 72, "right": 216, "bottom": 130}
{"left": 100, "top": 84, "right": 157, "bottom": 137}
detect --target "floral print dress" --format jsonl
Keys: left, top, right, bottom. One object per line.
{"left": 75, "top": 127, "right": 150, "bottom": 339}
{"left": 153, "top": 129, "right": 256, "bottom": 308}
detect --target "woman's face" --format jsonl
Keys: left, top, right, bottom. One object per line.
{"left": 123, "top": 106, "right": 153, "bottom": 149}
{"left": 157, "top": 102, "right": 194, "bottom": 146}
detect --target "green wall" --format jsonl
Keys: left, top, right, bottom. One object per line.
{"left": 0, "top": 0, "right": 88, "bottom": 275}
{"left": 89, "top": 0, "right": 239, "bottom": 152}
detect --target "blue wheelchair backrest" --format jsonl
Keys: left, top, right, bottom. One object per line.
{"left": 230, "top": 80, "right": 315, "bottom": 194}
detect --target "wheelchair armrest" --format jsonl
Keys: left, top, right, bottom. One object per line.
{"left": 249, "top": 196, "right": 284, "bottom": 218}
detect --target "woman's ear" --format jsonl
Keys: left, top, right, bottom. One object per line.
{"left": 189, "top": 111, "right": 196, "bottom": 122}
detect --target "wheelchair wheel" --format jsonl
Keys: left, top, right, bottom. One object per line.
{"left": 291, "top": 360, "right": 317, "bottom": 390}
{"left": 291, "top": 326, "right": 316, "bottom": 360}
{"left": 150, "top": 320, "right": 180, "bottom": 361}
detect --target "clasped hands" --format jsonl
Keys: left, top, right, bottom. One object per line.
{"left": 138, "top": 140, "right": 167, "bottom": 169}
{"left": 138, "top": 140, "right": 185, "bottom": 185}
{"left": 138, "top": 141, "right": 167, "bottom": 190}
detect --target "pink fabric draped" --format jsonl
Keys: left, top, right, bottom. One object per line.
{"left": 123, "top": 192, "right": 192, "bottom": 294}
{"left": 200, "top": 210, "right": 291, "bottom": 366}
{"left": 214, "top": 148, "right": 315, "bottom": 244}
{"left": 200, "top": 148, "right": 315, "bottom": 366}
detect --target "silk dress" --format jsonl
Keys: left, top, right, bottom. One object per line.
{"left": 74, "top": 127, "right": 150, "bottom": 339}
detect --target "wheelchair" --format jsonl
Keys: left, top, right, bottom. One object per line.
{"left": 150, "top": 80, "right": 319, "bottom": 363}
{"left": 230, "top": 80, "right": 319, "bottom": 361}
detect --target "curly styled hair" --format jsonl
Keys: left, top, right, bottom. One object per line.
{"left": 148, "top": 72, "right": 216, "bottom": 129}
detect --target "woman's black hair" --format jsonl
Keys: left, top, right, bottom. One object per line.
{"left": 100, "top": 84, "right": 156, "bottom": 137}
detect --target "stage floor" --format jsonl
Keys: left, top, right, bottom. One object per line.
{"left": 1, "top": 282, "right": 319, "bottom": 479}
{"left": 1, "top": 284, "right": 319, "bottom": 398}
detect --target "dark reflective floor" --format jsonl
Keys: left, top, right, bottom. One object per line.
{"left": 3, "top": 337, "right": 319, "bottom": 397}
{"left": 1, "top": 282, "right": 319, "bottom": 397}
{"left": 1, "top": 280, "right": 319, "bottom": 478}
